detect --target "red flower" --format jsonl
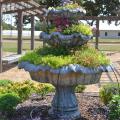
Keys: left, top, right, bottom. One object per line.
{"left": 54, "top": 17, "right": 70, "bottom": 28}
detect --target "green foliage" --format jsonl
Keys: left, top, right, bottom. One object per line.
{"left": 108, "top": 95, "right": 120, "bottom": 120}
{"left": 0, "top": 93, "right": 21, "bottom": 114}
{"left": 62, "top": 23, "right": 92, "bottom": 36}
{"left": 35, "top": 21, "right": 48, "bottom": 31}
{"left": 55, "top": 3, "right": 81, "bottom": 10}
{"left": 34, "top": 83, "right": 55, "bottom": 98}
{"left": 73, "top": 46, "right": 110, "bottom": 67}
{"left": 0, "top": 80, "right": 55, "bottom": 101}
{"left": 20, "top": 45, "right": 110, "bottom": 68}
{"left": 0, "top": 80, "right": 12, "bottom": 87}
{"left": 75, "top": 85, "right": 86, "bottom": 93}
{"left": 8, "top": 81, "right": 33, "bottom": 101}
{"left": 48, "top": 23, "right": 93, "bottom": 36}
{"left": 36, "top": 0, "right": 61, "bottom": 7}
{"left": 2, "top": 22, "right": 16, "bottom": 30}
{"left": 99, "top": 84, "right": 120, "bottom": 105}
{"left": 82, "top": 0, "right": 120, "bottom": 16}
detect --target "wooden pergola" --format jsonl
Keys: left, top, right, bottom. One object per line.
{"left": 0, "top": 1, "right": 120, "bottom": 73}
{"left": 0, "top": 0, "right": 46, "bottom": 72}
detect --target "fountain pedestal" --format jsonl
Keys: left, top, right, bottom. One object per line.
{"left": 19, "top": 60, "right": 111, "bottom": 119}
{"left": 49, "top": 85, "right": 80, "bottom": 120}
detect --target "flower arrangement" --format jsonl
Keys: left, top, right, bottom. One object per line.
{"left": 47, "top": 17, "right": 92, "bottom": 36}
{"left": 20, "top": 45, "right": 110, "bottom": 69}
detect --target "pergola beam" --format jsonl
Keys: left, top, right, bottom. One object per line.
{"left": 48, "top": 15, "right": 120, "bottom": 21}
{"left": 3, "top": 6, "right": 45, "bottom": 14}
{"left": 95, "top": 20, "right": 99, "bottom": 49}
{"left": 0, "top": 3, "right": 2, "bottom": 73}
{"left": 0, "top": 0, "right": 29, "bottom": 4}
{"left": 31, "top": 15, "right": 35, "bottom": 50}
{"left": 17, "top": 11, "right": 23, "bottom": 54}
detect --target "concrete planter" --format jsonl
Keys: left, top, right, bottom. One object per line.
{"left": 47, "top": 8, "right": 86, "bottom": 18}
{"left": 40, "top": 32, "right": 92, "bottom": 47}
{"left": 19, "top": 62, "right": 112, "bottom": 120}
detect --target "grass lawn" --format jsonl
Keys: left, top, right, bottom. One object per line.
{"left": 2, "top": 39, "right": 120, "bottom": 53}
{"left": 90, "top": 38, "right": 120, "bottom": 43}
{"left": 3, "top": 40, "right": 43, "bottom": 53}
{"left": 3, "top": 35, "right": 39, "bottom": 40}
{"left": 90, "top": 44, "right": 120, "bottom": 51}
{"left": 99, "top": 44, "right": 120, "bottom": 51}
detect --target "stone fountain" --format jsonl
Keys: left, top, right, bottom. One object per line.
{"left": 19, "top": 0, "right": 112, "bottom": 119}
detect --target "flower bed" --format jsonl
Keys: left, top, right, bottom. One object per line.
{"left": 19, "top": 45, "right": 110, "bottom": 69}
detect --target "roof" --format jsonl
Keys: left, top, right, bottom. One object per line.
{"left": 98, "top": 21, "right": 120, "bottom": 31}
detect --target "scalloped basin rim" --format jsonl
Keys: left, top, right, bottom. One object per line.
{"left": 40, "top": 32, "right": 92, "bottom": 42}
{"left": 18, "top": 61, "right": 113, "bottom": 74}
{"left": 40, "top": 32, "right": 92, "bottom": 38}
{"left": 48, "top": 8, "right": 86, "bottom": 14}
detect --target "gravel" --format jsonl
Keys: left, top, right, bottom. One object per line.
{"left": 0, "top": 93, "right": 109, "bottom": 120}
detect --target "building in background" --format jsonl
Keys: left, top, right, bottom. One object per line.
{"left": 99, "top": 22, "right": 120, "bottom": 39}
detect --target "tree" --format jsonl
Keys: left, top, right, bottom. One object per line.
{"left": 77, "top": 0, "right": 120, "bottom": 16}
{"left": 36, "top": 0, "right": 120, "bottom": 16}
{"left": 2, "top": 22, "right": 16, "bottom": 30}
{"left": 36, "top": 0, "right": 61, "bottom": 7}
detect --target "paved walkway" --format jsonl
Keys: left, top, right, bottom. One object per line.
{"left": 85, "top": 51, "right": 120, "bottom": 92}
{"left": 0, "top": 51, "right": 120, "bottom": 93}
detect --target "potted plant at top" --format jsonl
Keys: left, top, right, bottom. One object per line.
{"left": 19, "top": 1, "right": 112, "bottom": 120}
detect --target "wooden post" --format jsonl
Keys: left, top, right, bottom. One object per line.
{"left": 31, "top": 15, "right": 35, "bottom": 50}
{"left": 95, "top": 20, "right": 99, "bottom": 49}
{"left": 0, "top": 3, "right": 2, "bottom": 73}
{"left": 17, "top": 11, "right": 23, "bottom": 54}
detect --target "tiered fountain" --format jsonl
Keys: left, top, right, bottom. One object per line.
{"left": 19, "top": 0, "right": 111, "bottom": 119}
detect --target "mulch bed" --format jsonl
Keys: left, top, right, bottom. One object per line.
{"left": 1, "top": 93, "right": 109, "bottom": 120}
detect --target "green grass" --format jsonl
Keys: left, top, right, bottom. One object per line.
{"left": 90, "top": 44, "right": 120, "bottom": 51}
{"left": 3, "top": 41, "right": 43, "bottom": 52}
{"left": 90, "top": 38, "right": 120, "bottom": 43}
{"left": 2, "top": 39, "right": 120, "bottom": 53}
{"left": 3, "top": 35, "right": 39, "bottom": 40}
{"left": 99, "top": 45, "right": 120, "bottom": 51}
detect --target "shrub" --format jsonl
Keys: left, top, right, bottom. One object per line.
{"left": 0, "top": 80, "right": 12, "bottom": 87}
{"left": 0, "top": 93, "right": 21, "bottom": 115}
{"left": 108, "top": 95, "right": 120, "bottom": 120}
{"left": 0, "top": 80, "right": 55, "bottom": 101}
{"left": 4, "top": 81, "right": 33, "bottom": 101}
{"left": 99, "top": 84, "right": 120, "bottom": 105}
{"left": 34, "top": 83, "right": 55, "bottom": 98}
{"left": 75, "top": 85, "right": 86, "bottom": 93}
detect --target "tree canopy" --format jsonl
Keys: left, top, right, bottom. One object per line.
{"left": 82, "top": 0, "right": 120, "bottom": 16}
{"left": 36, "top": 0, "right": 120, "bottom": 16}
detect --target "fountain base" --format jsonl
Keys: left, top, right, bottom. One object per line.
{"left": 49, "top": 86, "right": 81, "bottom": 120}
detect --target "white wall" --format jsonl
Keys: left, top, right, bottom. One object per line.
{"left": 99, "top": 30, "right": 120, "bottom": 39}
{"left": 2, "top": 30, "right": 42, "bottom": 37}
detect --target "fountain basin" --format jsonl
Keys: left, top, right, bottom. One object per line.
{"left": 40, "top": 32, "right": 92, "bottom": 47}
{"left": 19, "top": 62, "right": 112, "bottom": 119}
{"left": 47, "top": 8, "right": 86, "bottom": 19}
